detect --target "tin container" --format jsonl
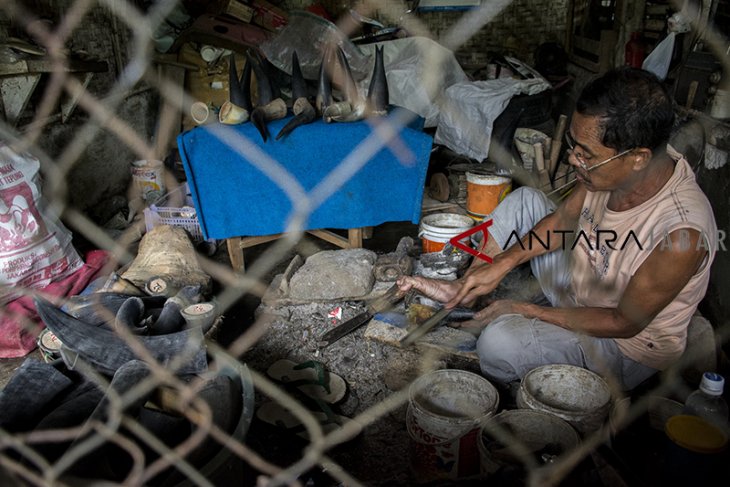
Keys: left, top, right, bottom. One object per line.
{"left": 37, "top": 328, "right": 63, "bottom": 362}
{"left": 131, "top": 159, "right": 166, "bottom": 203}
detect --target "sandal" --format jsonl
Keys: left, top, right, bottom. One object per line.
{"left": 266, "top": 359, "right": 347, "bottom": 404}
{"left": 255, "top": 400, "right": 359, "bottom": 440}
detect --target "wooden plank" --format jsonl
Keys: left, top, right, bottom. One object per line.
{"left": 348, "top": 227, "right": 363, "bottom": 248}
{"left": 307, "top": 229, "right": 350, "bottom": 248}
{"left": 0, "top": 58, "right": 107, "bottom": 77}
{"left": 226, "top": 237, "right": 245, "bottom": 273}
{"left": 239, "top": 234, "right": 283, "bottom": 248}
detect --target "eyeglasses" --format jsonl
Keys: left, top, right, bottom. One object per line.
{"left": 564, "top": 133, "right": 634, "bottom": 172}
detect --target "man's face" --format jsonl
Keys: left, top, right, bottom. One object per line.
{"left": 566, "top": 112, "right": 633, "bottom": 192}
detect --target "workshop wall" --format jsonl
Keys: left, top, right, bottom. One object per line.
{"left": 314, "top": 0, "right": 570, "bottom": 66}
{"left": 1, "top": 1, "right": 160, "bottom": 217}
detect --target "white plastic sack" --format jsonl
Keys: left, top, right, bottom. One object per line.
{"left": 435, "top": 77, "right": 551, "bottom": 161}
{"left": 642, "top": 32, "right": 676, "bottom": 80}
{"left": 0, "top": 144, "right": 82, "bottom": 304}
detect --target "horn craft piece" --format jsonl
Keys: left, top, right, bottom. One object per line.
{"left": 326, "top": 47, "right": 366, "bottom": 122}
{"left": 367, "top": 45, "right": 389, "bottom": 116}
{"left": 247, "top": 51, "right": 287, "bottom": 141}
{"left": 276, "top": 51, "right": 316, "bottom": 140}
{"left": 316, "top": 46, "right": 334, "bottom": 118}
{"left": 220, "top": 54, "right": 252, "bottom": 125}
{"left": 35, "top": 297, "right": 208, "bottom": 376}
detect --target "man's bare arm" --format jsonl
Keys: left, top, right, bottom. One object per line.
{"left": 499, "top": 228, "right": 707, "bottom": 337}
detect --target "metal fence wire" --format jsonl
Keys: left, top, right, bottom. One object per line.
{"left": 1, "top": 0, "right": 729, "bottom": 486}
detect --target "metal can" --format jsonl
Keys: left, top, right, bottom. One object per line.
{"left": 37, "top": 328, "right": 63, "bottom": 362}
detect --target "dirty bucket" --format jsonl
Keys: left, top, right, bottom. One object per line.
{"left": 478, "top": 409, "right": 580, "bottom": 477}
{"left": 419, "top": 213, "right": 474, "bottom": 253}
{"left": 465, "top": 172, "right": 511, "bottom": 217}
{"left": 131, "top": 159, "right": 166, "bottom": 203}
{"left": 663, "top": 415, "right": 728, "bottom": 485}
{"left": 516, "top": 364, "right": 612, "bottom": 436}
{"left": 407, "top": 369, "right": 499, "bottom": 481}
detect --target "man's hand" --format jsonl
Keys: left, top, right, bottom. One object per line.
{"left": 445, "top": 259, "right": 512, "bottom": 308}
{"left": 449, "top": 299, "right": 526, "bottom": 333}
{"left": 396, "top": 276, "right": 461, "bottom": 304}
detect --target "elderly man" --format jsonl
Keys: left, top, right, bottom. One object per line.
{"left": 399, "top": 67, "right": 717, "bottom": 390}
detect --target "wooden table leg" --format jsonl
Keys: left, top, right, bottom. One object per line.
{"left": 348, "top": 227, "right": 363, "bottom": 248}
{"left": 226, "top": 237, "right": 245, "bottom": 273}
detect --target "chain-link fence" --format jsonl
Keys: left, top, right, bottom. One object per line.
{"left": 1, "top": 0, "right": 729, "bottom": 486}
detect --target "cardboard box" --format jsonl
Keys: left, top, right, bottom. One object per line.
{"left": 208, "top": 0, "right": 255, "bottom": 23}
{"left": 251, "top": 0, "right": 288, "bottom": 32}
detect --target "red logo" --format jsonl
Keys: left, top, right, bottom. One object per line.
{"left": 449, "top": 219, "right": 493, "bottom": 263}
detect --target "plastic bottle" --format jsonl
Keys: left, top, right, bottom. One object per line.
{"left": 624, "top": 32, "right": 646, "bottom": 68}
{"left": 682, "top": 372, "right": 729, "bottom": 433}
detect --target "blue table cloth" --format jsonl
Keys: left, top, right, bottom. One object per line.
{"left": 178, "top": 112, "right": 433, "bottom": 240}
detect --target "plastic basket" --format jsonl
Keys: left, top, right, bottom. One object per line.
{"left": 143, "top": 205, "right": 204, "bottom": 241}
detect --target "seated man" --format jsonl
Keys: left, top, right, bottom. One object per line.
{"left": 398, "top": 67, "right": 717, "bottom": 391}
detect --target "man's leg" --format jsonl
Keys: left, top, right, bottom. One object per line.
{"left": 476, "top": 314, "right": 657, "bottom": 391}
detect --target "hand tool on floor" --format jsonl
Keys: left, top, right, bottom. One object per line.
{"left": 319, "top": 283, "right": 406, "bottom": 347}
{"left": 399, "top": 307, "right": 475, "bottom": 347}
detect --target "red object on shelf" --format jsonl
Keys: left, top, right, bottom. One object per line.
{"left": 625, "top": 32, "right": 646, "bottom": 68}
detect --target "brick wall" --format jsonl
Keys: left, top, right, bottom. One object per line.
{"left": 302, "top": 0, "right": 570, "bottom": 65}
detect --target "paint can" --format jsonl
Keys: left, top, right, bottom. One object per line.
{"left": 465, "top": 172, "right": 511, "bottom": 218}
{"left": 419, "top": 213, "right": 474, "bottom": 253}
{"left": 131, "top": 159, "right": 166, "bottom": 203}
{"left": 37, "top": 328, "right": 63, "bottom": 362}
{"left": 407, "top": 369, "right": 499, "bottom": 481}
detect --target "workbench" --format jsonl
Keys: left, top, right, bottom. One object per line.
{"left": 178, "top": 112, "right": 433, "bottom": 271}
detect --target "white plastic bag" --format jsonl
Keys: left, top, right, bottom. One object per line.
{"left": 0, "top": 144, "right": 82, "bottom": 303}
{"left": 642, "top": 32, "right": 676, "bottom": 80}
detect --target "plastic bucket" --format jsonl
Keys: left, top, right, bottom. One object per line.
{"left": 407, "top": 369, "right": 499, "bottom": 481}
{"left": 516, "top": 364, "right": 612, "bottom": 435}
{"left": 419, "top": 213, "right": 474, "bottom": 253}
{"left": 663, "top": 415, "right": 728, "bottom": 485}
{"left": 479, "top": 409, "right": 580, "bottom": 477}
{"left": 465, "top": 172, "right": 511, "bottom": 217}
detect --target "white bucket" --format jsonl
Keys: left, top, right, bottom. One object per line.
{"left": 419, "top": 213, "right": 474, "bottom": 253}
{"left": 407, "top": 369, "right": 499, "bottom": 481}
{"left": 516, "top": 364, "right": 612, "bottom": 435}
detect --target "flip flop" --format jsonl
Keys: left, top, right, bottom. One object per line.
{"left": 255, "top": 401, "right": 359, "bottom": 440}
{"left": 266, "top": 359, "right": 347, "bottom": 404}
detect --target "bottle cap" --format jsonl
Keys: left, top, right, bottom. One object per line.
{"left": 699, "top": 372, "right": 725, "bottom": 396}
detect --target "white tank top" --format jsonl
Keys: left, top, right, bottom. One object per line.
{"left": 570, "top": 149, "right": 717, "bottom": 369}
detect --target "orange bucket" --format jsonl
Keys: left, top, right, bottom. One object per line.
{"left": 466, "top": 172, "right": 511, "bottom": 217}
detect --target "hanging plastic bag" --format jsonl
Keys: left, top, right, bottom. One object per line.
{"left": 642, "top": 32, "right": 676, "bottom": 80}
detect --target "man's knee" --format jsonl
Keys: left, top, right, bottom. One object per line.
{"left": 476, "top": 316, "right": 534, "bottom": 384}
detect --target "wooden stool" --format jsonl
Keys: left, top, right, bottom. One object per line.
{"left": 226, "top": 228, "right": 364, "bottom": 273}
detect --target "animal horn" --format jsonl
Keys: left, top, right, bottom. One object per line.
{"left": 316, "top": 46, "right": 334, "bottom": 117}
{"left": 246, "top": 51, "right": 273, "bottom": 106}
{"left": 291, "top": 50, "right": 307, "bottom": 101}
{"left": 335, "top": 46, "right": 359, "bottom": 105}
{"left": 276, "top": 99, "right": 315, "bottom": 140}
{"left": 367, "top": 45, "right": 389, "bottom": 115}
{"left": 35, "top": 297, "right": 208, "bottom": 376}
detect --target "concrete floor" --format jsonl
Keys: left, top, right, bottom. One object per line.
{"left": 3, "top": 219, "right": 730, "bottom": 486}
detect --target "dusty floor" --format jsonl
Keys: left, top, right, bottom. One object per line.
{"left": 3, "top": 221, "right": 730, "bottom": 486}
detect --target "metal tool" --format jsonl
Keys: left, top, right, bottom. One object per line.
{"left": 399, "top": 307, "right": 475, "bottom": 347}
{"left": 319, "top": 283, "right": 404, "bottom": 347}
